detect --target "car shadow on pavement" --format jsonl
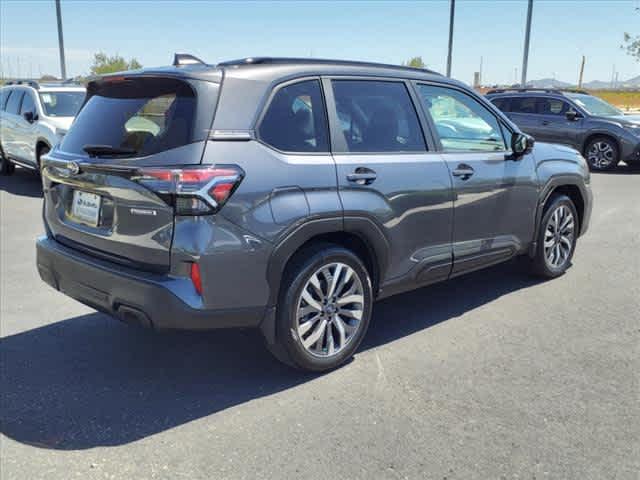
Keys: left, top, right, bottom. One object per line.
{"left": 0, "top": 260, "right": 541, "bottom": 451}
{"left": 0, "top": 167, "right": 42, "bottom": 198}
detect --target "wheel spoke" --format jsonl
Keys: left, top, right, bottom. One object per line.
{"left": 337, "top": 294, "right": 364, "bottom": 306}
{"left": 298, "top": 314, "right": 321, "bottom": 336}
{"left": 303, "top": 319, "right": 327, "bottom": 349}
{"left": 334, "top": 315, "right": 347, "bottom": 347}
{"left": 338, "top": 308, "right": 362, "bottom": 320}
{"left": 301, "top": 288, "right": 323, "bottom": 312}
{"left": 326, "top": 264, "right": 343, "bottom": 298}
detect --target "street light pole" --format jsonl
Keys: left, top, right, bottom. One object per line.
{"left": 521, "top": 0, "right": 533, "bottom": 86}
{"left": 55, "top": 0, "right": 67, "bottom": 79}
{"left": 446, "top": 0, "right": 455, "bottom": 77}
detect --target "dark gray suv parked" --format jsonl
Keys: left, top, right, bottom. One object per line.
{"left": 37, "top": 56, "right": 592, "bottom": 371}
{"left": 486, "top": 88, "right": 640, "bottom": 171}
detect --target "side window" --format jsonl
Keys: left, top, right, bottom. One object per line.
{"left": 490, "top": 97, "right": 510, "bottom": 112}
{"left": 538, "top": 98, "right": 569, "bottom": 116}
{"left": 417, "top": 84, "right": 507, "bottom": 152}
{"left": 331, "top": 80, "right": 426, "bottom": 153}
{"left": 0, "top": 89, "right": 12, "bottom": 111}
{"left": 259, "top": 80, "right": 328, "bottom": 153}
{"left": 510, "top": 96, "right": 538, "bottom": 114}
{"left": 5, "top": 90, "right": 24, "bottom": 115}
{"left": 20, "top": 93, "right": 36, "bottom": 115}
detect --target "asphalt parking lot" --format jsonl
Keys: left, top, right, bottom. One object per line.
{"left": 1, "top": 166, "right": 638, "bottom": 479}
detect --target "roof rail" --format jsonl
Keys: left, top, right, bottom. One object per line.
{"left": 217, "top": 57, "right": 442, "bottom": 75}
{"left": 173, "top": 53, "right": 207, "bottom": 67}
{"left": 4, "top": 79, "right": 40, "bottom": 89}
{"left": 486, "top": 87, "right": 590, "bottom": 95}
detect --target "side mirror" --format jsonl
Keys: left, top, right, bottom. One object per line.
{"left": 511, "top": 132, "right": 534, "bottom": 157}
{"left": 22, "top": 111, "right": 35, "bottom": 123}
{"left": 565, "top": 110, "right": 580, "bottom": 121}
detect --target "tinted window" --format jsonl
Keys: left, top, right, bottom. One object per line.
{"left": 20, "top": 92, "right": 36, "bottom": 115}
{"left": 259, "top": 80, "right": 328, "bottom": 152}
{"left": 418, "top": 84, "right": 507, "bottom": 152}
{"left": 509, "top": 96, "right": 538, "bottom": 114}
{"left": 331, "top": 80, "right": 425, "bottom": 153}
{"left": 490, "top": 97, "right": 509, "bottom": 112}
{"left": 538, "top": 98, "right": 570, "bottom": 115}
{"left": 39, "top": 91, "right": 85, "bottom": 117}
{"left": 5, "top": 90, "right": 24, "bottom": 115}
{"left": 60, "top": 78, "right": 199, "bottom": 157}
{"left": 0, "top": 89, "right": 12, "bottom": 111}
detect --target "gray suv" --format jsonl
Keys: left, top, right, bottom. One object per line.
{"left": 36, "top": 56, "right": 592, "bottom": 371}
{"left": 486, "top": 88, "right": 640, "bottom": 171}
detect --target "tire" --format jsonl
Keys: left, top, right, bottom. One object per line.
{"left": 269, "top": 244, "right": 373, "bottom": 372}
{"left": 530, "top": 194, "right": 579, "bottom": 278}
{"left": 584, "top": 136, "right": 619, "bottom": 171}
{"left": 36, "top": 145, "right": 50, "bottom": 174}
{"left": 0, "top": 146, "right": 15, "bottom": 176}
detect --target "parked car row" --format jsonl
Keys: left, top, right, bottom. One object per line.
{"left": 24, "top": 55, "right": 593, "bottom": 371}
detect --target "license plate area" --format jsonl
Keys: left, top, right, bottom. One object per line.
{"left": 71, "top": 190, "right": 102, "bottom": 227}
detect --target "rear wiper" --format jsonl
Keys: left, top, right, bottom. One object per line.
{"left": 83, "top": 144, "right": 138, "bottom": 157}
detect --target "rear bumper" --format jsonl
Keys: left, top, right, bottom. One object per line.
{"left": 36, "top": 236, "right": 265, "bottom": 330}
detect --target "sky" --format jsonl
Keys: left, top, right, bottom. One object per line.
{"left": 1, "top": 0, "right": 639, "bottom": 86}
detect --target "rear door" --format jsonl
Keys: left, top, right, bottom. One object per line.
{"left": 325, "top": 77, "right": 454, "bottom": 288}
{"left": 535, "top": 97, "right": 584, "bottom": 147}
{"left": 2, "top": 89, "right": 24, "bottom": 159}
{"left": 42, "top": 76, "right": 218, "bottom": 271}
{"left": 416, "top": 83, "right": 538, "bottom": 275}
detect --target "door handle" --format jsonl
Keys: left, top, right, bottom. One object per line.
{"left": 347, "top": 168, "right": 377, "bottom": 185}
{"left": 541, "top": 120, "right": 550, "bottom": 126}
{"left": 452, "top": 164, "right": 474, "bottom": 180}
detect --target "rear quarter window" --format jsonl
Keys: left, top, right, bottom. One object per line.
{"left": 258, "top": 80, "right": 329, "bottom": 153}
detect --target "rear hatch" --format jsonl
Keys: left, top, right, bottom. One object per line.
{"left": 42, "top": 75, "right": 219, "bottom": 272}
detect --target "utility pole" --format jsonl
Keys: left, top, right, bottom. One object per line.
{"left": 521, "top": 0, "right": 533, "bottom": 86}
{"left": 55, "top": 0, "right": 67, "bottom": 79}
{"left": 446, "top": 0, "right": 455, "bottom": 77}
{"left": 577, "top": 56, "right": 585, "bottom": 89}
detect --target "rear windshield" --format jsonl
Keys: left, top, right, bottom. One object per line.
{"left": 59, "top": 77, "right": 204, "bottom": 157}
{"left": 39, "top": 91, "right": 85, "bottom": 117}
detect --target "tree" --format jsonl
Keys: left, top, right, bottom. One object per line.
{"left": 90, "top": 52, "right": 143, "bottom": 75}
{"left": 622, "top": 7, "right": 639, "bottom": 62}
{"left": 402, "top": 56, "right": 426, "bottom": 68}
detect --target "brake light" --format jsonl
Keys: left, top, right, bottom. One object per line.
{"left": 133, "top": 165, "right": 244, "bottom": 215}
{"left": 190, "top": 263, "right": 203, "bottom": 295}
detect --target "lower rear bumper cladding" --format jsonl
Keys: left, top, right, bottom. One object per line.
{"left": 36, "top": 236, "right": 265, "bottom": 330}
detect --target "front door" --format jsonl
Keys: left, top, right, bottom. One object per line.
{"left": 416, "top": 84, "right": 538, "bottom": 275}
{"left": 325, "top": 78, "right": 454, "bottom": 290}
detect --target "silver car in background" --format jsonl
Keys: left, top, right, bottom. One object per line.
{"left": 0, "top": 80, "right": 85, "bottom": 175}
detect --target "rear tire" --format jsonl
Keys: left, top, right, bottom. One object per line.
{"left": 36, "top": 145, "right": 50, "bottom": 175}
{"left": 530, "top": 194, "right": 579, "bottom": 278}
{"left": 0, "top": 146, "right": 15, "bottom": 176}
{"left": 584, "top": 136, "right": 619, "bottom": 171}
{"left": 270, "top": 244, "right": 373, "bottom": 372}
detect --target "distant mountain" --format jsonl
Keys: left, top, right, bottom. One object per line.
{"left": 582, "top": 79, "right": 612, "bottom": 89}
{"left": 525, "top": 78, "right": 573, "bottom": 89}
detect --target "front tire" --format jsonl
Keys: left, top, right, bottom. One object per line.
{"left": 585, "top": 136, "right": 619, "bottom": 171}
{"left": 271, "top": 244, "right": 373, "bottom": 372}
{"left": 0, "top": 146, "right": 15, "bottom": 176}
{"left": 530, "top": 194, "right": 579, "bottom": 278}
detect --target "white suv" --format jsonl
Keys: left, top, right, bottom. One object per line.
{"left": 0, "top": 81, "right": 85, "bottom": 175}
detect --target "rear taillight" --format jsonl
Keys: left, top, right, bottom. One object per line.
{"left": 133, "top": 165, "right": 244, "bottom": 215}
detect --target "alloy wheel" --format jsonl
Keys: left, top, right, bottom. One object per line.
{"left": 296, "top": 262, "right": 364, "bottom": 357}
{"left": 587, "top": 141, "right": 615, "bottom": 169}
{"left": 544, "top": 205, "right": 575, "bottom": 269}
